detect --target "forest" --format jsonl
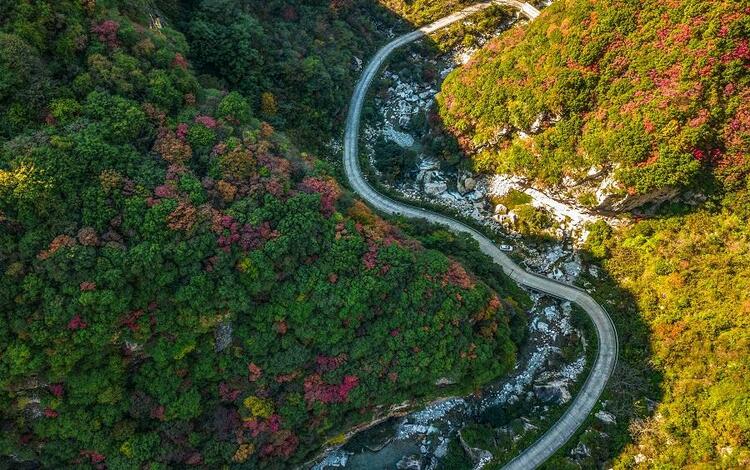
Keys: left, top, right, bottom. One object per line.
{"left": 439, "top": 0, "right": 750, "bottom": 198}
{"left": 2, "top": 0, "right": 749, "bottom": 468}
{"left": 435, "top": 0, "right": 750, "bottom": 466}
{"left": 584, "top": 194, "right": 750, "bottom": 467}
{"left": 0, "top": 1, "right": 528, "bottom": 467}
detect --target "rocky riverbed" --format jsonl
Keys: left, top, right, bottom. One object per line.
{"left": 314, "top": 13, "right": 621, "bottom": 470}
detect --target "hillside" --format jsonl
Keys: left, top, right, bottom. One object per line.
{"left": 438, "top": 0, "right": 750, "bottom": 211}
{"left": 434, "top": 0, "right": 750, "bottom": 467}
{"left": 0, "top": 2, "right": 527, "bottom": 467}
{"left": 583, "top": 196, "right": 750, "bottom": 467}
{"left": 175, "top": 0, "right": 481, "bottom": 148}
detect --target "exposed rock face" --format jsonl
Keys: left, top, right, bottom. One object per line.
{"left": 571, "top": 442, "right": 591, "bottom": 458}
{"left": 533, "top": 382, "right": 571, "bottom": 405}
{"left": 419, "top": 169, "right": 448, "bottom": 196}
{"left": 435, "top": 377, "right": 457, "bottom": 387}
{"left": 215, "top": 322, "right": 233, "bottom": 352}
{"left": 589, "top": 167, "right": 681, "bottom": 212}
{"left": 595, "top": 410, "right": 616, "bottom": 425}
{"left": 493, "top": 211, "right": 518, "bottom": 227}
{"left": 457, "top": 430, "right": 493, "bottom": 468}
{"left": 598, "top": 185, "right": 681, "bottom": 212}
{"left": 424, "top": 181, "right": 448, "bottom": 196}
{"left": 494, "top": 203, "right": 508, "bottom": 215}
{"left": 457, "top": 174, "right": 478, "bottom": 195}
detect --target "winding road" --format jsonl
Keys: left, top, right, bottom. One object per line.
{"left": 343, "top": 2, "right": 618, "bottom": 468}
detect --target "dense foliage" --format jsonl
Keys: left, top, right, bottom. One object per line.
{"left": 584, "top": 196, "right": 750, "bottom": 468}
{"left": 439, "top": 0, "right": 750, "bottom": 197}
{"left": 180, "top": 0, "right": 383, "bottom": 144}
{"left": 434, "top": 1, "right": 750, "bottom": 466}
{"left": 179, "top": 0, "right": 490, "bottom": 147}
{"left": 0, "top": 1, "right": 527, "bottom": 467}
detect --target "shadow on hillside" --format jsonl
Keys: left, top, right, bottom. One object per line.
{"left": 543, "top": 249, "right": 662, "bottom": 468}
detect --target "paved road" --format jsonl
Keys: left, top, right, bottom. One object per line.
{"left": 343, "top": 2, "right": 618, "bottom": 468}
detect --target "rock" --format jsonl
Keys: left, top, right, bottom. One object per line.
{"left": 124, "top": 340, "right": 143, "bottom": 354}
{"left": 424, "top": 181, "right": 447, "bottom": 196}
{"left": 595, "top": 410, "right": 616, "bottom": 425}
{"left": 533, "top": 319, "right": 550, "bottom": 334}
{"left": 457, "top": 178, "right": 467, "bottom": 195}
{"left": 434, "top": 437, "right": 449, "bottom": 458}
{"left": 419, "top": 159, "right": 440, "bottom": 171}
{"left": 595, "top": 170, "right": 680, "bottom": 212}
{"left": 383, "top": 124, "right": 415, "bottom": 148}
{"left": 530, "top": 113, "right": 545, "bottom": 133}
{"left": 468, "top": 190, "right": 485, "bottom": 202}
{"left": 588, "top": 265, "right": 600, "bottom": 278}
{"left": 493, "top": 212, "right": 518, "bottom": 227}
{"left": 634, "top": 453, "right": 647, "bottom": 464}
{"left": 396, "top": 454, "right": 422, "bottom": 470}
{"left": 544, "top": 267, "right": 565, "bottom": 280}
{"left": 494, "top": 204, "right": 508, "bottom": 215}
{"left": 720, "top": 446, "right": 734, "bottom": 457}
{"left": 435, "top": 377, "right": 457, "bottom": 386}
{"left": 533, "top": 383, "right": 571, "bottom": 405}
{"left": 571, "top": 442, "right": 591, "bottom": 458}
{"left": 464, "top": 177, "right": 476, "bottom": 191}
{"left": 215, "top": 322, "right": 233, "bottom": 352}
{"left": 562, "top": 260, "right": 582, "bottom": 279}
{"left": 314, "top": 450, "right": 350, "bottom": 469}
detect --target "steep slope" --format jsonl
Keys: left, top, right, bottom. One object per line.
{"left": 178, "top": 0, "right": 502, "bottom": 147}
{"left": 0, "top": 2, "right": 526, "bottom": 467}
{"left": 584, "top": 197, "right": 750, "bottom": 468}
{"left": 430, "top": 0, "right": 750, "bottom": 467}
{"left": 438, "top": 0, "right": 750, "bottom": 211}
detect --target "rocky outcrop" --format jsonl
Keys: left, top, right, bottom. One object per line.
{"left": 571, "top": 441, "right": 591, "bottom": 459}
{"left": 396, "top": 454, "right": 423, "bottom": 470}
{"left": 457, "top": 173, "right": 477, "bottom": 195}
{"left": 533, "top": 381, "right": 572, "bottom": 405}
{"left": 424, "top": 181, "right": 448, "bottom": 196}
{"left": 494, "top": 203, "right": 508, "bottom": 215}
{"left": 435, "top": 377, "right": 457, "bottom": 387}
{"left": 458, "top": 430, "right": 493, "bottom": 468}
{"left": 594, "top": 410, "right": 616, "bottom": 425}
{"left": 418, "top": 167, "right": 448, "bottom": 196}
{"left": 597, "top": 185, "right": 681, "bottom": 212}
{"left": 215, "top": 322, "right": 233, "bottom": 352}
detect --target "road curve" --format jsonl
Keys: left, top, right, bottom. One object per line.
{"left": 343, "top": 2, "right": 618, "bottom": 469}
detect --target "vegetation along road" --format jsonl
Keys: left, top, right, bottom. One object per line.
{"left": 343, "top": 2, "right": 618, "bottom": 468}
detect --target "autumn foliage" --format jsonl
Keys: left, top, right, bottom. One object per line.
{"left": 439, "top": 0, "right": 750, "bottom": 198}
{"left": 0, "top": 1, "right": 525, "bottom": 468}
